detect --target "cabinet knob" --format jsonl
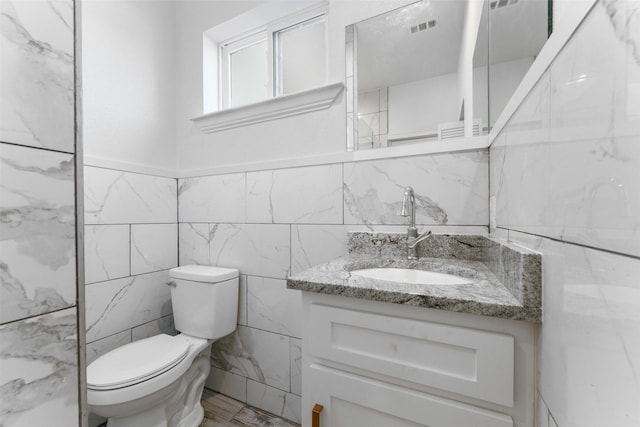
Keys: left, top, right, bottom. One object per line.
{"left": 312, "top": 403, "right": 324, "bottom": 427}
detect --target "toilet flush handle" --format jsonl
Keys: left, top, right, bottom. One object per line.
{"left": 166, "top": 281, "right": 177, "bottom": 288}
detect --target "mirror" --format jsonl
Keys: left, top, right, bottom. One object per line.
{"left": 488, "top": 0, "right": 549, "bottom": 127}
{"left": 346, "top": 0, "right": 550, "bottom": 151}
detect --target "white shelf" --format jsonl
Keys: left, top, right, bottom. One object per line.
{"left": 191, "top": 82, "right": 344, "bottom": 134}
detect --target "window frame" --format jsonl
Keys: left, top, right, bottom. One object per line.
{"left": 220, "top": 30, "right": 270, "bottom": 109}
{"left": 272, "top": 13, "right": 327, "bottom": 97}
{"left": 218, "top": 4, "right": 328, "bottom": 110}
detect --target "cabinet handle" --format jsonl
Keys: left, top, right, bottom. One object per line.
{"left": 312, "top": 403, "right": 324, "bottom": 427}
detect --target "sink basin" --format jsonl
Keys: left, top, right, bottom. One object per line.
{"left": 351, "top": 268, "right": 473, "bottom": 285}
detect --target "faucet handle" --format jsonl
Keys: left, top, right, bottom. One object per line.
{"left": 407, "top": 230, "right": 432, "bottom": 249}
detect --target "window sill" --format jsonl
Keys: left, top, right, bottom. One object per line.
{"left": 191, "top": 82, "right": 344, "bottom": 134}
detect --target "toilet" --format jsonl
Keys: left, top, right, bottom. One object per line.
{"left": 87, "top": 265, "right": 239, "bottom": 427}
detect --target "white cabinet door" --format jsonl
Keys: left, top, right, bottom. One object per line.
{"left": 305, "top": 364, "right": 513, "bottom": 427}
{"left": 309, "top": 303, "right": 515, "bottom": 407}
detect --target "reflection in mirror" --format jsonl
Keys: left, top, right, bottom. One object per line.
{"left": 346, "top": 0, "right": 550, "bottom": 151}
{"left": 488, "top": 0, "right": 550, "bottom": 128}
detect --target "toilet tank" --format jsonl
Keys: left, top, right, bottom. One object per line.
{"left": 169, "top": 265, "right": 239, "bottom": 340}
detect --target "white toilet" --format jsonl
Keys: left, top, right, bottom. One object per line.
{"left": 87, "top": 265, "right": 239, "bottom": 427}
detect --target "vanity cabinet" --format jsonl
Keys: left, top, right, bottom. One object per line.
{"left": 301, "top": 293, "right": 536, "bottom": 427}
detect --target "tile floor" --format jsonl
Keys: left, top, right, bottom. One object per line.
{"left": 200, "top": 389, "right": 300, "bottom": 427}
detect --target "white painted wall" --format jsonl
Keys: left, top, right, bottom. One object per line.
{"left": 174, "top": 0, "right": 415, "bottom": 173}
{"left": 80, "top": 0, "right": 592, "bottom": 175}
{"left": 82, "top": 0, "right": 177, "bottom": 173}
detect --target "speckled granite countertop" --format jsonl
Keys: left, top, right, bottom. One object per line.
{"left": 287, "top": 233, "right": 542, "bottom": 323}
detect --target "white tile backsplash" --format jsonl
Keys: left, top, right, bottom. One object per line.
{"left": 83, "top": 166, "right": 179, "bottom": 372}
{"left": 528, "top": 235, "right": 640, "bottom": 427}
{"left": 247, "top": 277, "right": 302, "bottom": 338}
{"left": 0, "top": 308, "right": 79, "bottom": 426}
{"left": 291, "top": 225, "right": 349, "bottom": 275}
{"left": 344, "top": 151, "right": 489, "bottom": 226}
{"left": 246, "top": 164, "right": 343, "bottom": 224}
{"left": 178, "top": 173, "right": 246, "bottom": 223}
{"left": 0, "top": 1, "right": 79, "bottom": 424}
{"left": 211, "top": 326, "right": 290, "bottom": 392}
{"left": 131, "top": 314, "right": 176, "bottom": 341}
{"left": 85, "top": 270, "right": 173, "bottom": 343}
{"left": 205, "top": 367, "right": 247, "bottom": 403}
{"left": 209, "top": 224, "right": 290, "bottom": 279}
{"left": 86, "top": 330, "right": 131, "bottom": 365}
{"left": 0, "top": 144, "right": 76, "bottom": 324}
{"left": 84, "top": 224, "right": 130, "bottom": 284}
{"left": 176, "top": 148, "right": 494, "bottom": 407}
{"left": 131, "top": 223, "right": 178, "bottom": 275}
{"left": 0, "top": 0, "right": 74, "bottom": 152}
{"left": 290, "top": 338, "right": 302, "bottom": 396}
{"left": 178, "top": 223, "right": 210, "bottom": 266}
{"left": 84, "top": 167, "right": 177, "bottom": 225}
{"left": 246, "top": 379, "right": 302, "bottom": 424}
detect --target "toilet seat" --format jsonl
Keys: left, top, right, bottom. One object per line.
{"left": 87, "top": 334, "right": 211, "bottom": 408}
{"left": 88, "top": 334, "right": 190, "bottom": 390}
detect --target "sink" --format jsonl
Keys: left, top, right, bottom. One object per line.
{"left": 351, "top": 268, "right": 473, "bottom": 285}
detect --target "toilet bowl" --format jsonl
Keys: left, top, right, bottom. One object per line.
{"left": 87, "top": 265, "right": 239, "bottom": 427}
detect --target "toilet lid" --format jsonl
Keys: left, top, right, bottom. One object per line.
{"left": 87, "top": 334, "right": 190, "bottom": 390}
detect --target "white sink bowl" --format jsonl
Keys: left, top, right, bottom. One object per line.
{"left": 351, "top": 268, "right": 473, "bottom": 285}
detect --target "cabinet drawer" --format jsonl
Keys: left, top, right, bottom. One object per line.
{"left": 309, "top": 303, "right": 514, "bottom": 407}
{"left": 307, "top": 363, "right": 513, "bottom": 427}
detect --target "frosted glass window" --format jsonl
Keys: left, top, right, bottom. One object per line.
{"left": 275, "top": 16, "right": 326, "bottom": 95}
{"left": 229, "top": 39, "right": 269, "bottom": 107}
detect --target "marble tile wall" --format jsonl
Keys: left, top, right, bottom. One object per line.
{"left": 0, "top": 0, "right": 80, "bottom": 425}
{"left": 491, "top": 0, "right": 640, "bottom": 259}
{"left": 489, "top": 1, "right": 640, "bottom": 426}
{"left": 178, "top": 151, "right": 489, "bottom": 423}
{"left": 0, "top": 308, "right": 80, "bottom": 426}
{"left": 84, "top": 166, "right": 178, "bottom": 365}
{"left": 0, "top": 0, "right": 75, "bottom": 151}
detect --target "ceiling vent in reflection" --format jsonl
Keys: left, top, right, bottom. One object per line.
{"left": 490, "top": 0, "right": 519, "bottom": 10}
{"left": 410, "top": 19, "right": 438, "bottom": 34}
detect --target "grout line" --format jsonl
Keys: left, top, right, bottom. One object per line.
{"left": 84, "top": 268, "right": 173, "bottom": 286}
{"left": 0, "top": 305, "right": 78, "bottom": 327}
{"left": 341, "top": 163, "right": 346, "bottom": 225}
{"left": 0, "top": 140, "right": 75, "bottom": 155}
{"left": 84, "top": 221, "right": 179, "bottom": 226}
{"left": 499, "top": 226, "right": 640, "bottom": 261}
{"left": 128, "top": 224, "right": 132, "bottom": 277}
{"left": 176, "top": 178, "right": 180, "bottom": 266}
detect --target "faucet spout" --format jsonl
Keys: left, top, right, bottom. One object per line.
{"left": 400, "top": 186, "right": 430, "bottom": 260}
{"left": 401, "top": 186, "right": 416, "bottom": 228}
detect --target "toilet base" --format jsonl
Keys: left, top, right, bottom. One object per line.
{"left": 107, "top": 403, "right": 169, "bottom": 427}
{"left": 94, "top": 348, "right": 211, "bottom": 427}
{"left": 176, "top": 404, "right": 204, "bottom": 427}
{"left": 104, "top": 390, "right": 206, "bottom": 427}
{"left": 106, "top": 402, "right": 204, "bottom": 427}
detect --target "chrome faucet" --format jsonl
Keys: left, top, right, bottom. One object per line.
{"left": 401, "top": 186, "right": 432, "bottom": 260}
